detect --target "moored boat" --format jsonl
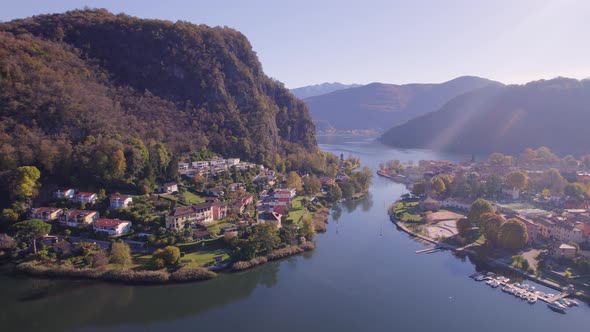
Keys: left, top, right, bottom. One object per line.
{"left": 547, "top": 302, "right": 567, "bottom": 313}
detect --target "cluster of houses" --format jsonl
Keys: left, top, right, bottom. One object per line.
{"left": 54, "top": 188, "right": 98, "bottom": 205}
{"left": 30, "top": 206, "right": 131, "bottom": 236}
{"left": 179, "top": 157, "right": 263, "bottom": 177}
{"left": 408, "top": 160, "right": 590, "bottom": 262}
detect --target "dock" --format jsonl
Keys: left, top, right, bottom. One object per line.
{"left": 481, "top": 275, "right": 572, "bottom": 304}
{"left": 415, "top": 247, "right": 440, "bottom": 254}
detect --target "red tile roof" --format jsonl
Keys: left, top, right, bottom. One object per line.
{"left": 95, "top": 219, "right": 130, "bottom": 228}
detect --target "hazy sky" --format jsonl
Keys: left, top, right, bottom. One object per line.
{"left": 2, "top": 0, "right": 589, "bottom": 88}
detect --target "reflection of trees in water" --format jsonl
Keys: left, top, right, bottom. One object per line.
{"left": 1, "top": 261, "right": 285, "bottom": 331}
{"left": 341, "top": 193, "right": 374, "bottom": 214}
{"left": 331, "top": 205, "right": 343, "bottom": 221}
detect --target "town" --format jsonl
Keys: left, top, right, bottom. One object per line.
{"left": 0, "top": 155, "right": 371, "bottom": 283}
{"left": 380, "top": 147, "right": 590, "bottom": 305}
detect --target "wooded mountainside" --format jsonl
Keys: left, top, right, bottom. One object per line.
{"left": 0, "top": 9, "right": 323, "bottom": 200}
{"left": 379, "top": 77, "right": 590, "bottom": 156}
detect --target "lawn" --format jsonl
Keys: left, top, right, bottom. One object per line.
{"left": 204, "top": 220, "right": 235, "bottom": 236}
{"left": 182, "top": 249, "right": 230, "bottom": 267}
{"left": 285, "top": 196, "right": 308, "bottom": 223}
{"left": 133, "top": 248, "right": 230, "bottom": 268}
{"left": 159, "top": 191, "right": 206, "bottom": 205}
{"left": 393, "top": 200, "right": 422, "bottom": 222}
{"left": 183, "top": 191, "right": 206, "bottom": 204}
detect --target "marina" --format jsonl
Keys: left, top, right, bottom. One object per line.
{"left": 470, "top": 272, "right": 578, "bottom": 313}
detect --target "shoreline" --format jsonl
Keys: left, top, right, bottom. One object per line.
{"left": 7, "top": 242, "right": 317, "bottom": 285}
{"left": 388, "top": 200, "right": 590, "bottom": 302}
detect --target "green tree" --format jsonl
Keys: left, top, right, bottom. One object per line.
{"left": 564, "top": 182, "right": 587, "bottom": 201}
{"left": 10, "top": 166, "right": 41, "bottom": 203}
{"left": 498, "top": 218, "right": 528, "bottom": 250}
{"left": 250, "top": 223, "right": 281, "bottom": 255}
{"left": 1, "top": 208, "right": 19, "bottom": 224}
{"left": 505, "top": 171, "right": 528, "bottom": 190}
{"left": 303, "top": 174, "right": 321, "bottom": 195}
{"left": 467, "top": 198, "right": 495, "bottom": 227}
{"left": 338, "top": 181, "right": 355, "bottom": 198}
{"left": 412, "top": 181, "right": 425, "bottom": 196}
{"left": 326, "top": 184, "right": 342, "bottom": 203}
{"left": 480, "top": 213, "right": 505, "bottom": 247}
{"left": 431, "top": 177, "right": 446, "bottom": 194}
{"left": 63, "top": 229, "right": 71, "bottom": 239}
{"left": 286, "top": 171, "right": 303, "bottom": 192}
{"left": 300, "top": 214, "right": 315, "bottom": 241}
{"left": 539, "top": 168, "right": 566, "bottom": 193}
{"left": 14, "top": 219, "right": 51, "bottom": 253}
{"left": 109, "top": 242, "right": 132, "bottom": 266}
{"left": 151, "top": 245, "right": 181, "bottom": 267}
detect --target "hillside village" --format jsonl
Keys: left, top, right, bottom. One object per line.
{"left": 0, "top": 154, "right": 371, "bottom": 282}
{"left": 382, "top": 147, "right": 590, "bottom": 296}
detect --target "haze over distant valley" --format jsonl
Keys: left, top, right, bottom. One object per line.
{"left": 301, "top": 76, "right": 501, "bottom": 133}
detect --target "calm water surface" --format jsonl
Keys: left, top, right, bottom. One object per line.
{"left": 1, "top": 135, "right": 589, "bottom": 332}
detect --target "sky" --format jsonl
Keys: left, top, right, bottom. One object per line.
{"left": 1, "top": 0, "right": 590, "bottom": 88}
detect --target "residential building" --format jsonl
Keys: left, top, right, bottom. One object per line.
{"left": 158, "top": 182, "right": 178, "bottom": 194}
{"left": 275, "top": 188, "right": 296, "bottom": 200}
{"left": 30, "top": 207, "right": 63, "bottom": 222}
{"left": 554, "top": 243, "right": 577, "bottom": 259}
{"left": 109, "top": 195, "right": 133, "bottom": 209}
{"left": 166, "top": 203, "right": 215, "bottom": 230}
{"left": 54, "top": 188, "right": 75, "bottom": 199}
{"left": 535, "top": 218, "right": 555, "bottom": 239}
{"left": 74, "top": 192, "right": 98, "bottom": 205}
{"left": 93, "top": 219, "right": 132, "bottom": 236}
{"left": 553, "top": 222, "right": 585, "bottom": 243}
{"left": 58, "top": 209, "right": 99, "bottom": 227}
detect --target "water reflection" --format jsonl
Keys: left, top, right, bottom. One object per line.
{"left": 0, "top": 259, "right": 286, "bottom": 331}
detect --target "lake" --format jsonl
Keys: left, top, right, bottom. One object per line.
{"left": 1, "top": 134, "right": 589, "bottom": 332}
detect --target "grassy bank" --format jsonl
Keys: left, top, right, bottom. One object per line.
{"left": 15, "top": 261, "right": 216, "bottom": 284}
{"left": 232, "top": 242, "right": 315, "bottom": 271}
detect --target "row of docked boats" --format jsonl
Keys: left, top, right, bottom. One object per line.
{"left": 470, "top": 272, "right": 579, "bottom": 313}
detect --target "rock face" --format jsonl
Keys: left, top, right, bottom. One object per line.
{"left": 304, "top": 76, "right": 501, "bottom": 132}
{"left": 380, "top": 77, "right": 590, "bottom": 156}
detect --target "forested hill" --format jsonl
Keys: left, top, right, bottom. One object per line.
{"left": 0, "top": 9, "right": 320, "bottom": 195}
{"left": 379, "top": 78, "right": 590, "bottom": 156}
{"left": 304, "top": 76, "right": 501, "bottom": 132}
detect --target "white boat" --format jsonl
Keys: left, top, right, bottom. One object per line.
{"left": 475, "top": 275, "right": 485, "bottom": 281}
{"left": 529, "top": 286, "right": 536, "bottom": 291}
{"left": 491, "top": 281, "right": 500, "bottom": 288}
{"left": 527, "top": 295, "right": 537, "bottom": 304}
{"left": 570, "top": 299, "right": 580, "bottom": 306}
{"left": 547, "top": 302, "right": 567, "bottom": 313}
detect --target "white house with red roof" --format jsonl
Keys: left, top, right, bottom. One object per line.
{"left": 74, "top": 192, "right": 98, "bottom": 205}
{"left": 109, "top": 194, "right": 133, "bottom": 209}
{"left": 93, "top": 219, "right": 132, "bottom": 236}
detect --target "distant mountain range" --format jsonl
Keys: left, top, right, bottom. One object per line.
{"left": 291, "top": 82, "right": 362, "bottom": 99}
{"left": 379, "top": 77, "right": 590, "bottom": 156}
{"left": 302, "top": 76, "right": 501, "bottom": 132}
